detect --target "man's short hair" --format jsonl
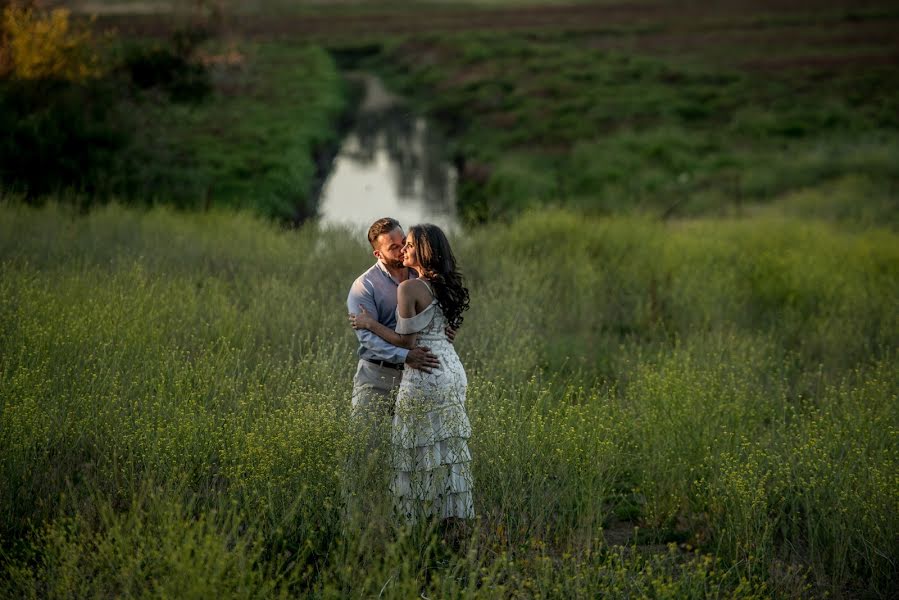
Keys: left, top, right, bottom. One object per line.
{"left": 368, "top": 217, "right": 401, "bottom": 249}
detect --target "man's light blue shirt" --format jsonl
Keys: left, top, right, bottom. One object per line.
{"left": 347, "top": 261, "right": 417, "bottom": 365}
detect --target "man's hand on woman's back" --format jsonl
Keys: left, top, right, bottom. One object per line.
{"left": 405, "top": 346, "right": 439, "bottom": 373}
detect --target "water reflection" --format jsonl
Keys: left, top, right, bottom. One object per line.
{"left": 317, "top": 75, "right": 459, "bottom": 232}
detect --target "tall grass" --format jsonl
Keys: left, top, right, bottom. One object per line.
{"left": 1, "top": 200, "right": 896, "bottom": 597}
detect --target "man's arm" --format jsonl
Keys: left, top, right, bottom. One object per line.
{"left": 351, "top": 306, "right": 418, "bottom": 349}
{"left": 347, "top": 278, "right": 409, "bottom": 364}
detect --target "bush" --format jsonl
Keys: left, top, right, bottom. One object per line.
{"left": 0, "top": 10, "right": 215, "bottom": 200}
{"left": 0, "top": 4, "right": 127, "bottom": 198}
{"left": 1, "top": 5, "right": 104, "bottom": 82}
{"left": 123, "top": 30, "right": 212, "bottom": 104}
{"left": 0, "top": 77, "right": 129, "bottom": 198}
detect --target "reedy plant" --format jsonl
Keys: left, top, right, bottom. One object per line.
{"left": 0, "top": 200, "right": 896, "bottom": 597}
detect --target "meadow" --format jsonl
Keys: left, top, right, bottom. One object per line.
{"left": 2, "top": 1, "right": 897, "bottom": 597}
{"left": 11, "top": 1, "right": 897, "bottom": 226}
{"left": 363, "top": 19, "right": 899, "bottom": 222}
{"left": 1, "top": 200, "right": 896, "bottom": 598}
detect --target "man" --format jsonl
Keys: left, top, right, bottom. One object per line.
{"left": 346, "top": 217, "right": 439, "bottom": 417}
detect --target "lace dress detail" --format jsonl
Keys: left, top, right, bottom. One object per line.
{"left": 391, "top": 285, "right": 474, "bottom": 522}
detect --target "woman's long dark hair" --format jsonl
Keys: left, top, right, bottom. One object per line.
{"left": 409, "top": 224, "right": 470, "bottom": 329}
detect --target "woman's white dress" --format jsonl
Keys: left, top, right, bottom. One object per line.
{"left": 392, "top": 291, "right": 474, "bottom": 522}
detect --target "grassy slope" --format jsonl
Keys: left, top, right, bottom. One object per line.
{"left": 75, "top": 2, "right": 898, "bottom": 225}
{"left": 352, "top": 8, "right": 899, "bottom": 222}
{"left": 1, "top": 201, "right": 896, "bottom": 597}
{"left": 117, "top": 41, "right": 346, "bottom": 220}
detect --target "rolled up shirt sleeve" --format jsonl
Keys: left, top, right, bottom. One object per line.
{"left": 347, "top": 275, "right": 409, "bottom": 365}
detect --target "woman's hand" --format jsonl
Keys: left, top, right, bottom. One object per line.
{"left": 349, "top": 305, "right": 377, "bottom": 330}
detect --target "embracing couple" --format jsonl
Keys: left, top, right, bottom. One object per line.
{"left": 346, "top": 217, "right": 474, "bottom": 524}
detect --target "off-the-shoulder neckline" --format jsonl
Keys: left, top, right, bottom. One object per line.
{"left": 397, "top": 299, "right": 437, "bottom": 315}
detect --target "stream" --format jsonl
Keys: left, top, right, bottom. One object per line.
{"left": 316, "top": 74, "right": 460, "bottom": 233}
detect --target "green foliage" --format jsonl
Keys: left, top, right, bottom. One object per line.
{"left": 120, "top": 25, "right": 213, "bottom": 103}
{"left": 462, "top": 155, "right": 558, "bottom": 222}
{"left": 3, "top": 486, "right": 294, "bottom": 599}
{"left": 124, "top": 44, "right": 211, "bottom": 103}
{"left": 764, "top": 175, "right": 899, "bottom": 229}
{"left": 1, "top": 201, "right": 896, "bottom": 597}
{"left": 364, "top": 32, "right": 899, "bottom": 222}
{"left": 0, "top": 76, "right": 130, "bottom": 197}
{"left": 117, "top": 42, "right": 347, "bottom": 220}
{"left": 0, "top": 38, "right": 346, "bottom": 220}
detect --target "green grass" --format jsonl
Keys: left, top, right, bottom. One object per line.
{"left": 1, "top": 200, "right": 896, "bottom": 597}
{"left": 51, "top": 2, "right": 899, "bottom": 227}
{"left": 353, "top": 26, "right": 899, "bottom": 222}
{"left": 117, "top": 41, "right": 347, "bottom": 220}
{"left": 8, "top": 5, "right": 892, "bottom": 594}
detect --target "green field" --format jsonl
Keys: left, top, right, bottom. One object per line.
{"left": 2, "top": 1, "right": 898, "bottom": 597}
{"left": 87, "top": 2, "right": 899, "bottom": 225}
{"left": 17, "top": 2, "right": 897, "bottom": 225}
{"left": 362, "top": 24, "right": 899, "bottom": 222}
{"left": 1, "top": 201, "right": 896, "bottom": 597}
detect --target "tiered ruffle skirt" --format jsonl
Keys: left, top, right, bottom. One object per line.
{"left": 391, "top": 384, "right": 474, "bottom": 522}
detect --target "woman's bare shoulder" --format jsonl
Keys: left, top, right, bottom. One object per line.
{"left": 398, "top": 278, "right": 432, "bottom": 301}
{"left": 399, "top": 278, "right": 430, "bottom": 291}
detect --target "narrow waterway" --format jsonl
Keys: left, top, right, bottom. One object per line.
{"left": 317, "top": 74, "right": 459, "bottom": 232}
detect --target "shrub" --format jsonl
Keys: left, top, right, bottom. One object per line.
{"left": 0, "top": 76, "right": 129, "bottom": 198}
{"left": 123, "top": 27, "right": 212, "bottom": 104}
{"left": 0, "top": 4, "right": 127, "bottom": 198}
{"left": 1, "top": 5, "right": 104, "bottom": 82}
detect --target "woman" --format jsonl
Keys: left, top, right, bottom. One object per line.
{"left": 351, "top": 223, "right": 473, "bottom": 524}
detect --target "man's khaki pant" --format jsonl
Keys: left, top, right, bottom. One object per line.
{"left": 343, "top": 360, "right": 404, "bottom": 525}
{"left": 351, "top": 359, "right": 403, "bottom": 417}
